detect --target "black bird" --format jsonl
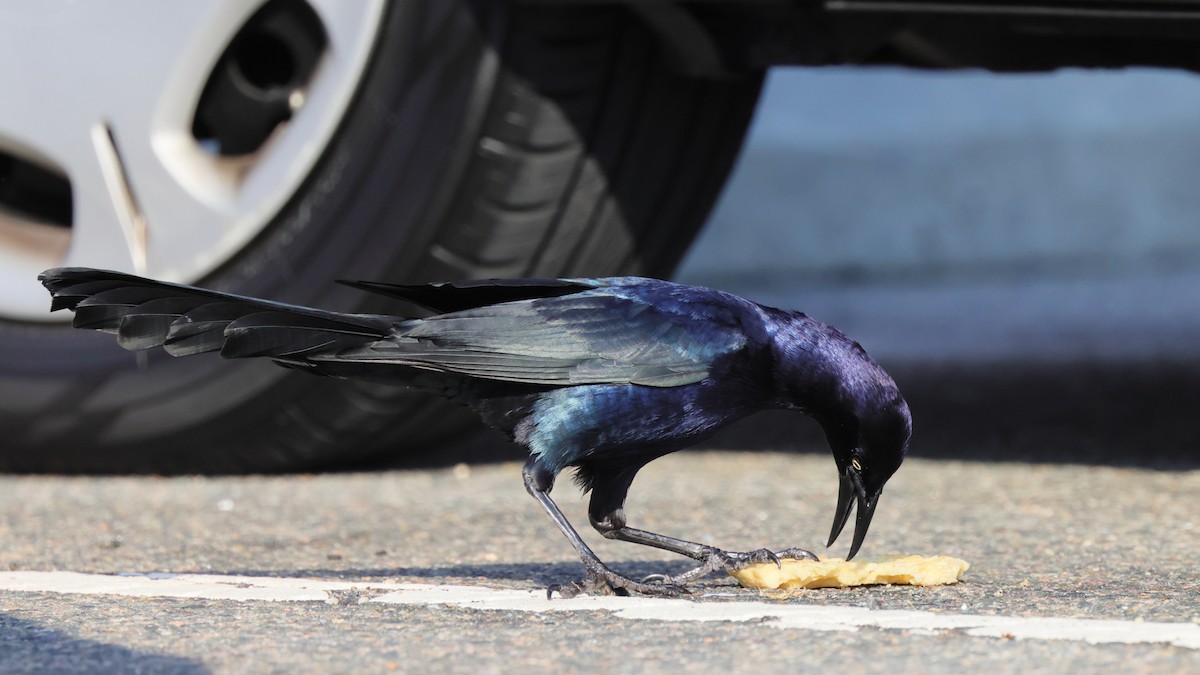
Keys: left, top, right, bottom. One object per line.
{"left": 39, "top": 267, "right": 911, "bottom": 597}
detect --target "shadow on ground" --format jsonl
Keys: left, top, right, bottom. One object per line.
{"left": 217, "top": 561, "right": 701, "bottom": 589}
{"left": 377, "top": 359, "right": 1200, "bottom": 472}
{"left": 0, "top": 613, "right": 207, "bottom": 673}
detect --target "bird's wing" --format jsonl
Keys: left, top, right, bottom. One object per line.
{"left": 44, "top": 269, "right": 752, "bottom": 387}
{"left": 336, "top": 278, "right": 599, "bottom": 314}
{"left": 322, "top": 286, "right": 752, "bottom": 387}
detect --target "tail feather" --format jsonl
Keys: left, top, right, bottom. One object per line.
{"left": 74, "top": 286, "right": 191, "bottom": 332}
{"left": 117, "top": 313, "right": 180, "bottom": 351}
{"left": 222, "top": 311, "right": 391, "bottom": 358}
{"left": 40, "top": 268, "right": 135, "bottom": 293}
{"left": 40, "top": 267, "right": 394, "bottom": 362}
{"left": 50, "top": 280, "right": 138, "bottom": 313}
{"left": 160, "top": 302, "right": 263, "bottom": 357}
{"left": 113, "top": 296, "right": 216, "bottom": 349}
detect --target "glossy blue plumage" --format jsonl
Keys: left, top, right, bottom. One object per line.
{"left": 42, "top": 268, "right": 912, "bottom": 586}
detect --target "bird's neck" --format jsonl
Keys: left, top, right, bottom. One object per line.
{"left": 764, "top": 310, "right": 865, "bottom": 419}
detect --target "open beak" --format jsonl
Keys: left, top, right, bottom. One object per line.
{"left": 826, "top": 469, "right": 880, "bottom": 560}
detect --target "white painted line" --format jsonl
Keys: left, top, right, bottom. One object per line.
{"left": 0, "top": 571, "right": 382, "bottom": 602}
{"left": 0, "top": 571, "right": 1196, "bottom": 650}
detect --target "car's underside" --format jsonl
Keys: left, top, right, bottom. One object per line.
{"left": 568, "top": 1, "right": 1200, "bottom": 74}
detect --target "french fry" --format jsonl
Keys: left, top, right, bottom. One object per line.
{"left": 731, "top": 555, "right": 970, "bottom": 589}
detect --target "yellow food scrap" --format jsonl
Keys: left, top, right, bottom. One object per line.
{"left": 730, "top": 555, "right": 969, "bottom": 589}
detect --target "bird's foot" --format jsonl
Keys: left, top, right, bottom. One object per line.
{"left": 641, "top": 546, "right": 820, "bottom": 586}
{"left": 774, "top": 547, "right": 821, "bottom": 562}
{"left": 548, "top": 564, "right": 692, "bottom": 599}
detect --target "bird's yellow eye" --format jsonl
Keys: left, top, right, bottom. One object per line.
{"left": 851, "top": 458, "right": 862, "bottom": 471}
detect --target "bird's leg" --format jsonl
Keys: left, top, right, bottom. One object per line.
{"left": 522, "top": 458, "right": 687, "bottom": 598}
{"left": 586, "top": 466, "right": 818, "bottom": 586}
{"left": 592, "top": 517, "right": 817, "bottom": 585}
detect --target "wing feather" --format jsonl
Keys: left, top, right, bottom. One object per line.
{"left": 337, "top": 278, "right": 596, "bottom": 313}
{"left": 317, "top": 288, "right": 751, "bottom": 387}
{"left": 43, "top": 268, "right": 755, "bottom": 390}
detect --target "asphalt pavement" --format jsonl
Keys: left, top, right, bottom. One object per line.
{"left": 0, "top": 448, "right": 1196, "bottom": 672}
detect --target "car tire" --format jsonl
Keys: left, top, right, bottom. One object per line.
{"left": 0, "top": 0, "right": 763, "bottom": 473}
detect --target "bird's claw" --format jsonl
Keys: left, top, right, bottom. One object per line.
{"left": 729, "top": 547, "right": 782, "bottom": 570}
{"left": 549, "top": 566, "right": 691, "bottom": 599}
{"left": 547, "top": 577, "right": 625, "bottom": 600}
{"left": 774, "top": 546, "right": 820, "bottom": 562}
{"left": 641, "top": 545, "right": 820, "bottom": 587}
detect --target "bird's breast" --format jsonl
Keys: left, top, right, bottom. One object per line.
{"left": 522, "top": 380, "right": 756, "bottom": 473}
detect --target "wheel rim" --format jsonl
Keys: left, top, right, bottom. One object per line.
{"left": 0, "top": 0, "right": 386, "bottom": 321}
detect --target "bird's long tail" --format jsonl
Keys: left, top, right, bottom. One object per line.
{"left": 39, "top": 268, "right": 395, "bottom": 363}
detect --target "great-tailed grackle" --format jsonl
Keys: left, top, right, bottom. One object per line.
{"left": 40, "top": 267, "right": 911, "bottom": 597}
